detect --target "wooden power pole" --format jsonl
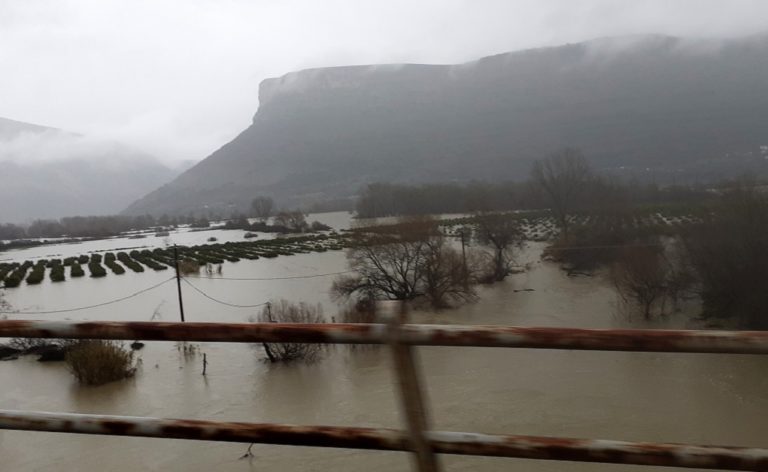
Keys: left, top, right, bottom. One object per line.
{"left": 173, "top": 245, "right": 186, "bottom": 322}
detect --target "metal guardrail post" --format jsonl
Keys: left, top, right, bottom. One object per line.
{"left": 380, "top": 301, "right": 440, "bottom": 472}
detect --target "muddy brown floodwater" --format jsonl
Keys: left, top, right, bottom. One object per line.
{"left": 1, "top": 232, "right": 767, "bottom": 471}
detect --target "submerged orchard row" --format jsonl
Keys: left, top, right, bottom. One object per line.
{"left": 438, "top": 210, "right": 699, "bottom": 241}
{"left": 0, "top": 234, "right": 349, "bottom": 288}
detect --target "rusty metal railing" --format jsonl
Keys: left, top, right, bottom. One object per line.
{"left": 1, "top": 318, "right": 767, "bottom": 471}
{"left": 1, "top": 410, "right": 766, "bottom": 470}
{"left": 2, "top": 320, "right": 768, "bottom": 353}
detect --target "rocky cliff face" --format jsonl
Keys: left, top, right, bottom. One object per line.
{"left": 125, "top": 34, "right": 768, "bottom": 216}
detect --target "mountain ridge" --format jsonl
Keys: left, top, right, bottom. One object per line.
{"left": 125, "top": 33, "right": 768, "bottom": 217}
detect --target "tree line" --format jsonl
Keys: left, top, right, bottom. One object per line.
{"left": 0, "top": 196, "right": 282, "bottom": 241}
{"left": 355, "top": 173, "right": 711, "bottom": 218}
{"left": 0, "top": 214, "right": 200, "bottom": 240}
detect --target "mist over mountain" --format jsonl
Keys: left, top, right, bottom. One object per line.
{"left": 0, "top": 117, "right": 181, "bottom": 223}
{"left": 125, "top": 34, "right": 768, "bottom": 217}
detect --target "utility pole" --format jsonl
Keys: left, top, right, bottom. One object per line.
{"left": 173, "top": 244, "right": 185, "bottom": 322}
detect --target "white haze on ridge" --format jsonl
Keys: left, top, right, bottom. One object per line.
{"left": 1, "top": 0, "right": 767, "bottom": 162}
{"left": 260, "top": 32, "right": 757, "bottom": 104}
{"left": 0, "top": 130, "right": 157, "bottom": 167}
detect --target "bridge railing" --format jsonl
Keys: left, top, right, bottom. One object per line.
{"left": 1, "top": 316, "right": 767, "bottom": 471}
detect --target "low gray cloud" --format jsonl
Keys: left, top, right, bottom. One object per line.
{"left": 0, "top": 129, "right": 154, "bottom": 166}
{"left": 1, "top": 0, "right": 766, "bottom": 162}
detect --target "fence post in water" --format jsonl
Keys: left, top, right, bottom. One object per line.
{"left": 173, "top": 245, "right": 185, "bottom": 322}
{"left": 380, "top": 300, "right": 440, "bottom": 472}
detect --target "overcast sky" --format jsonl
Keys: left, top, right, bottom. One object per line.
{"left": 1, "top": 0, "right": 767, "bottom": 163}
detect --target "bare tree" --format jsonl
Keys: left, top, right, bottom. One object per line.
{"left": 422, "top": 236, "right": 478, "bottom": 308}
{"left": 257, "top": 300, "right": 325, "bottom": 362}
{"left": 610, "top": 245, "right": 671, "bottom": 320}
{"left": 473, "top": 213, "right": 524, "bottom": 282}
{"left": 332, "top": 218, "right": 475, "bottom": 308}
{"left": 250, "top": 196, "right": 274, "bottom": 222}
{"left": 531, "top": 147, "right": 593, "bottom": 241}
{"left": 333, "top": 232, "right": 428, "bottom": 302}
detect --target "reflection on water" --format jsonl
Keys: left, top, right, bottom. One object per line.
{"left": 1, "top": 232, "right": 767, "bottom": 471}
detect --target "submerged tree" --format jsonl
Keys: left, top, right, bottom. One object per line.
{"left": 251, "top": 196, "right": 274, "bottom": 222}
{"left": 257, "top": 300, "right": 325, "bottom": 362}
{"left": 610, "top": 245, "right": 673, "bottom": 320}
{"left": 333, "top": 218, "right": 476, "bottom": 309}
{"left": 473, "top": 213, "right": 525, "bottom": 282}
{"left": 273, "top": 211, "right": 308, "bottom": 232}
{"left": 531, "top": 147, "right": 593, "bottom": 241}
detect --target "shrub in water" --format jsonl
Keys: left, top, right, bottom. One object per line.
{"left": 132, "top": 251, "right": 167, "bottom": 271}
{"left": 3, "top": 271, "right": 23, "bottom": 288}
{"left": 0, "top": 264, "right": 12, "bottom": 283}
{"left": 66, "top": 340, "right": 136, "bottom": 385}
{"left": 88, "top": 261, "right": 107, "bottom": 278}
{"left": 26, "top": 262, "right": 46, "bottom": 284}
{"left": 256, "top": 300, "right": 325, "bottom": 362}
{"left": 71, "top": 262, "right": 85, "bottom": 277}
{"left": 117, "top": 252, "right": 144, "bottom": 272}
{"left": 105, "top": 259, "right": 126, "bottom": 275}
{"left": 178, "top": 259, "right": 200, "bottom": 275}
{"left": 50, "top": 265, "right": 66, "bottom": 282}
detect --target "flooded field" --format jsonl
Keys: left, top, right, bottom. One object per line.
{"left": 1, "top": 213, "right": 767, "bottom": 471}
{"left": 0, "top": 212, "right": 355, "bottom": 264}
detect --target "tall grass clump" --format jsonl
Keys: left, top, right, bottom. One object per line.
{"left": 66, "top": 340, "right": 136, "bottom": 385}
{"left": 178, "top": 259, "right": 200, "bottom": 275}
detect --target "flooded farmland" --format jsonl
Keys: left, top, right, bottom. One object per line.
{"left": 0, "top": 213, "right": 766, "bottom": 471}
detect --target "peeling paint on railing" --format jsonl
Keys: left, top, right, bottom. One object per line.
{"left": 0, "top": 410, "right": 766, "bottom": 470}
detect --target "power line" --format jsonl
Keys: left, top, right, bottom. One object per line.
{"left": 1, "top": 277, "right": 176, "bottom": 315}
{"left": 181, "top": 277, "right": 268, "bottom": 308}
{"left": 199, "top": 270, "right": 354, "bottom": 281}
